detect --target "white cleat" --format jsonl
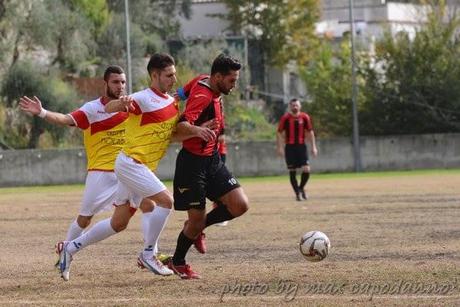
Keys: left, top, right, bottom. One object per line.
{"left": 215, "top": 221, "right": 228, "bottom": 227}
{"left": 137, "top": 253, "right": 173, "bottom": 276}
{"left": 56, "top": 241, "right": 72, "bottom": 281}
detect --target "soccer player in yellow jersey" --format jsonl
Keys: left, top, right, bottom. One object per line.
{"left": 19, "top": 66, "right": 167, "bottom": 270}
{"left": 57, "top": 53, "right": 215, "bottom": 280}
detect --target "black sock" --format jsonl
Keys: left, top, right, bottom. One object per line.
{"left": 289, "top": 170, "right": 299, "bottom": 194}
{"left": 299, "top": 172, "right": 310, "bottom": 190}
{"left": 205, "top": 204, "right": 234, "bottom": 227}
{"left": 172, "top": 231, "right": 194, "bottom": 266}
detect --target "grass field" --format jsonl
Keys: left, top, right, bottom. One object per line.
{"left": 0, "top": 170, "right": 459, "bottom": 306}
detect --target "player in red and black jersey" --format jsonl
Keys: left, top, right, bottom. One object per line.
{"left": 277, "top": 98, "right": 318, "bottom": 201}
{"left": 167, "top": 54, "right": 249, "bottom": 279}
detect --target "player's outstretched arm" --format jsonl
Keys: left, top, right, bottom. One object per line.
{"left": 19, "top": 96, "right": 73, "bottom": 126}
{"left": 104, "top": 95, "right": 134, "bottom": 113}
{"left": 171, "top": 120, "right": 216, "bottom": 142}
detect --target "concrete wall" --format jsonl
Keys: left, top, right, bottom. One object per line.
{"left": 1, "top": 133, "right": 460, "bottom": 187}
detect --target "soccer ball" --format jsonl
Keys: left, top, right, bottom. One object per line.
{"left": 299, "top": 231, "right": 331, "bottom": 262}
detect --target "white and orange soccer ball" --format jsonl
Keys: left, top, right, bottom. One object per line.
{"left": 299, "top": 231, "right": 331, "bottom": 262}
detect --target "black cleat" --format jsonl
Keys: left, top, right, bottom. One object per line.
{"left": 300, "top": 190, "right": 308, "bottom": 200}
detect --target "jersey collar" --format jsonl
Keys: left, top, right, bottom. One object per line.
{"left": 150, "top": 86, "right": 169, "bottom": 99}
{"left": 198, "top": 79, "right": 220, "bottom": 98}
{"left": 100, "top": 96, "right": 111, "bottom": 105}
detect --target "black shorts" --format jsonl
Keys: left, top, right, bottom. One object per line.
{"left": 285, "top": 144, "right": 309, "bottom": 169}
{"left": 173, "top": 149, "right": 240, "bottom": 211}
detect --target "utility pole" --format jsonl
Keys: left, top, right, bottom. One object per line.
{"left": 124, "top": 0, "right": 132, "bottom": 94}
{"left": 349, "top": 0, "right": 362, "bottom": 172}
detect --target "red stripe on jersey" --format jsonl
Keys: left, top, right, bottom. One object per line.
{"left": 298, "top": 117, "right": 304, "bottom": 143}
{"left": 70, "top": 110, "right": 90, "bottom": 130}
{"left": 140, "top": 102, "right": 179, "bottom": 126}
{"left": 90, "top": 112, "right": 129, "bottom": 135}
{"left": 288, "top": 116, "right": 295, "bottom": 144}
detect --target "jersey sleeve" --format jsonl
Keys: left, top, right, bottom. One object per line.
{"left": 180, "top": 90, "right": 211, "bottom": 124}
{"left": 128, "top": 92, "right": 143, "bottom": 115}
{"left": 277, "top": 114, "right": 287, "bottom": 132}
{"left": 68, "top": 107, "right": 90, "bottom": 130}
{"left": 303, "top": 113, "right": 313, "bottom": 131}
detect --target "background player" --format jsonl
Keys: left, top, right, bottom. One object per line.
{"left": 276, "top": 98, "right": 318, "bottom": 201}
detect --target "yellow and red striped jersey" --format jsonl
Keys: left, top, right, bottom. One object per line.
{"left": 69, "top": 97, "right": 128, "bottom": 171}
{"left": 122, "top": 87, "right": 179, "bottom": 171}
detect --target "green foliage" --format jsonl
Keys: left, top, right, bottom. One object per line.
{"left": 360, "top": 0, "right": 460, "bottom": 134}
{"left": 106, "top": 0, "right": 191, "bottom": 40}
{"left": 176, "top": 39, "right": 246, "bottom": 78}
{"left": 1, "top": 61, "right": 80, "bottom": 148}
{"left": 226, "top": 102, "right": 275, "bottom": 141}
{"left": 300, "top": 38, "right": 366, "bottom": 137}
{"left": 223, "top": 91, "right": 275, "bottom": 141}
{"left": 220, "top": 0, "right": 320, "bottom": 67}
{"left": 71, "top": 0, "right": 110, "bottom": 37}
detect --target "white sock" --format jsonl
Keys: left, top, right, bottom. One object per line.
{"left": 142, "top": 212, "right": 153, "bottom": 255}
{"left": 65, "top": 220, "right": 84, "bottom": 241}
{"left": 67, "top": 218, "right": 116, "bottom": 255}
{"left": 142, "top": 206, "right": 171, "bottom": 259}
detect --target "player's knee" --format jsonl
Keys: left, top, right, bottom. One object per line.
{"left": 139, "top": 199, "right": 154, "bottom": 213}
{"left": 160, "top": 194, "right": 173, "bottom": 209}
{"left": 230, "top": 195, "right": 249, "bottom": 217}
{"left": 149, "top": 191, "right": 173, "bottom": 209}
{"left": 111, "top": 218, "right": 129, "bottom": 232}
{"left": 77, "top": 215, "right": 92, "bottom": 228}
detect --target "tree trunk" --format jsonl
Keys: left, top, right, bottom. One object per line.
{"left": 28, "top": 118, "right": 43, "bottom": 148}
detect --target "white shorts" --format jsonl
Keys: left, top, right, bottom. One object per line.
{"left": 79, "top": 171, "right": 118, "bottom": 216}
{"left": 114, "top": 152, "right": 166, "bottom": 208}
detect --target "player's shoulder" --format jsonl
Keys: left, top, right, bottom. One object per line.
{"left": 301, "top": 112, "right": 311, "bottom": 119}
{"left": 280, "top": 112, "right": 291, "bottom": 120}
{"left": 189, "top": 81, "right": 213, "bottom": 101}
{"left": 78, "top": 97, "right": 104, "bottom": 114}
{"left": 130, "top": 88, "right": 151, "bottom": 101}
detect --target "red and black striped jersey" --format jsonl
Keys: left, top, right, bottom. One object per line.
{"left": 277, "top": 112, "right": 313, "bottom": 145}
{"left": 179, "top": 77, "right": 223, "bottom": 156}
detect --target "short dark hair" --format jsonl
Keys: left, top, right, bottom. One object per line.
{"left": 103, "top": 65, "right": 125, "bottom": 82}
{"left": 211, "top": 54, "right": 241, "bottom": 76}
{"left": 147, "top": 53, "right": 175, "bottom": 75}
{"left": 290, "top": 98, "right": 300, "bottom": 104}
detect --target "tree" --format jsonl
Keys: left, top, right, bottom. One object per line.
{"left": 1, "top": 61, "right": 79, "bottom": 148}
{"left": 219, "top": 0, "right": 320, "bottom": 67}
{"left": 300, "top": 37, "right": 366, "bottom": 137}
{"left": 361, "top": 0, "right": 460, "bottom": 135}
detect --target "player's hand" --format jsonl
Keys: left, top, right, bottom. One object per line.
{"left": 277, "top": 146, "right": 284, "bottom": 157}
{"left": 19, "top": 96, "right": 42, "bottom": 116}
{"left": 119, "top": 95, "right": 134, "bottom": 111}
{"left": 311, "top": 147, "right": 318, "bottom": 158}
{"left": 200, "top": 119, "right": 218, "bottom": 130}
{"left": 194, "top": 126, "right": 216, "bottom": 142}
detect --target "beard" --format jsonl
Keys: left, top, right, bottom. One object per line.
{"left": 106, "top": 88, "right": 121, "bottom": 99}
{"left": 217, "top": 83, "right": 231, "bottom": 95}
